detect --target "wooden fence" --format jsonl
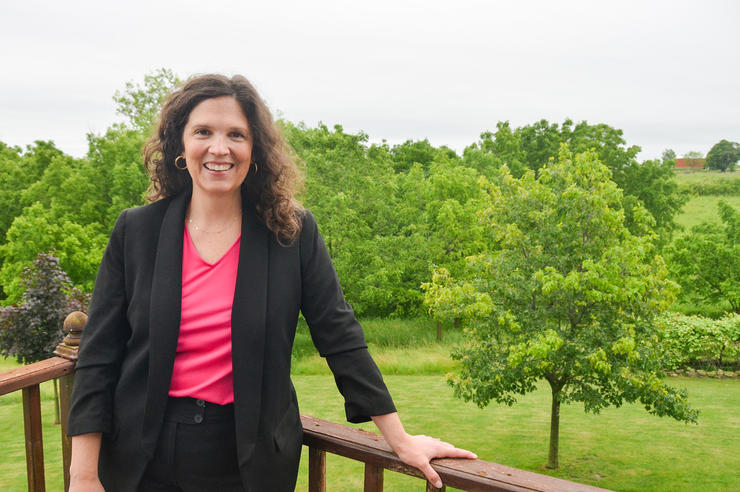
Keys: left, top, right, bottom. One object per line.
{"left": 0, "top": 312, "right": 609, "bottom": 492}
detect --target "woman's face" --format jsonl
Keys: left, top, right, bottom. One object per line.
{"left": 182, "top": 96, "right": 253, "bottom": 199}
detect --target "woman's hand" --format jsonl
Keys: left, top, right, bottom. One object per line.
{"left": 393, "top": 433, "right": 477, "bottom": 488}
{"left": 371, "top": 413, "right": 477, "bottom": 489}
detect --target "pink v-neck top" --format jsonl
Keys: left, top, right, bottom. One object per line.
{"left": 168, "top": 225, "right": 241, "bottom": 405}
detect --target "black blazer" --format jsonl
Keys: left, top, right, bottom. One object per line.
{"left": 68, "top": 190, "right": 396, "bottom": 491}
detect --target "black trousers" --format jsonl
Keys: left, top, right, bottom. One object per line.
{"left": 138, "top": 397, "right": 245, "bottom": 492}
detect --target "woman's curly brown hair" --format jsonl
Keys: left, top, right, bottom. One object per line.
{"left": 144, "top": 74, "right": 304, "bottom": 243}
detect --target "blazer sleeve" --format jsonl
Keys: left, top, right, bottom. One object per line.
{"left": 67, "top": 210, "right": 130, "bottom": 436}
{"left": 299, "top": 210, "right": 396, "bottom": 423}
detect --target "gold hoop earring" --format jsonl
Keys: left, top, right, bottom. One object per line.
{"left": 174, "top": 155, "right": 187, "bottom": 170}
{"left": 251, "top": 161, "right": 259, "bottom": 174}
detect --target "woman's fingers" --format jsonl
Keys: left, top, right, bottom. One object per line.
{"left": 419, "top": 461, "right": 443, "bottom": 489}
{"left": 401, "top": 435, "right": 478, "bottom": 489}
{"left": 441, "top": 445, "right": 478, "bottom": 459}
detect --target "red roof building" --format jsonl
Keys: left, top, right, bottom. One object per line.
{"left": 675, "top": 158, "right": 705, "bottom": 169}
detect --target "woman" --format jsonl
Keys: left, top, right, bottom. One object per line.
{"left": 68, "top": 74, "right": 475, "bottom": 491}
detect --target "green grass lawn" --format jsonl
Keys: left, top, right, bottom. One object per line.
{"left": 671, "top": 169, "right": 740, "bottom": 230}
{"left": 2, "top": 353, "right": 739, "bottom": 491}
{"left": 293, "top": 375, "right": 740, "bottom": 492}
{"left": 674, "top": 195, "right": 740, "bottom": 230}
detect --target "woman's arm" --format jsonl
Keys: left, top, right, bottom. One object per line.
{"left": 372, "top": 412, "right": 477, "bottom": 489}
{"left": 69, "top": 433, "right": 104, "bottom": 492}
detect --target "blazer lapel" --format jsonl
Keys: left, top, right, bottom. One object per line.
{"left": 142, "top": 191, "right": 189, "bottom": 454}
{"left": 232, "top": 198, "right": 269, "bottom": 464}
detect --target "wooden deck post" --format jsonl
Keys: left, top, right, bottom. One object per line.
{"left": 308, "top": 447, "right": 326, "bottom": 492}
{"left": 54, "top": 311, "right": 87, "bottom": 492}
{"left": 22, "top": 384, "right": 45, "bottom": 492}
{"left": 364, "top": 463, "right": 384, "bottom": 491}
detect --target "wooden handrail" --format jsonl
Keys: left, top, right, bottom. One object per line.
{"left": 0, "top": 357, "right": 74, "bottom": 396}
{"left": 1, "top": 311, "right": 611, "bottom": 492}
{"left": 301, "top": 414, "right": 608, "bottom": 492}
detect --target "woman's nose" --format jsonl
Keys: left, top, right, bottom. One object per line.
{"left": 208, "top": 135, "right": 229, "bottom": 155}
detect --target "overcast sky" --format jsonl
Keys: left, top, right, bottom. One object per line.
{"left": 1, "top": 0, "right": 738, "bottom": 161}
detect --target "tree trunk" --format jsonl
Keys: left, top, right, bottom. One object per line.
{"left": 436, "top": 321, "right": 442, "bottom": 341}
{"left": 53, "top": 378, "right": 60, "bottom": 425}
{"left": 546, "top": 384, "right": 561, "bottom": 469}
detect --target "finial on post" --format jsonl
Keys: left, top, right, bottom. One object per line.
{"left": 53, "top": 311, "right": 87, "bottom": 362}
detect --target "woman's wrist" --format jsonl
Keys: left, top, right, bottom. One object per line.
{"left": 370, "top": 412, "right": 411, "bottom": 453}
{"left": 70, "top": 433, "right": 102, "bottom": 480}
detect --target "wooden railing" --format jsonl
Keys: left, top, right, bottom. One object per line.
{"left": 0, "top": 313, "right": 609, "bottom": 492}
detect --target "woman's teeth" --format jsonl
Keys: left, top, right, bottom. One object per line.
{"left": 204, "top": 163, "right": 233, "bottom": 171}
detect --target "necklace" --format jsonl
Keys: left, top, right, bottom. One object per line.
{"left": 186, "top": 213, "right": 240, "bottom": 234}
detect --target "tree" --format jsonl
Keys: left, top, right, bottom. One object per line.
{"left": 0, "top": 203, "right": 108, "bottom": 303}
{"left": 0, "top": 253, "right": 88, "bottom": 364}
{"left": 389, "top": 138, "right": 459, "bottom": 174}
{"left": 462, "top": 119, "right": 685, "bottom": 242}
{"left": 430, "top": 148, "right": 697, "bottom": 469}
{"left": 661, "top": 149, "right": 677, "bottom": 165}
{"left": 462, "top": 122, "right": 527, "bottom": 179}
{"left": 618, "top": 159, "right": 685, "bottom": 248}
{"left": 0, "top": 70, "right": 176, "bottom": 303}
{"left": 113, "top": 68, "right": 180, "bottom": 133}
{"left": 705, "top": 140, "right": 740, "bottom": 172}
{"left": 666, "top": 201, "right": 740, "bottom": 313}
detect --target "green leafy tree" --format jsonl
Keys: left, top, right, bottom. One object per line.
{"left": 433, "top": 148, "right": 697, "bottom": 469}
{"left": 705, "top": 139, "right": 740, "bottom": 172}
{"left": 0, "top": 70, "right": 176, "bottom": 303}
{"left": 662, "top": 149, "right": 677, "bottom": 165}
{"left": 462, "top": 122, "right": 527, "bottom": 179}
{"left": 666, "top": 201, "right": 740, "bottom": 313}
{"left": 389, "top": 139, "right": 459, "bottom": 174}
{"left": 0, "top": 203, "right": 108, "bottom": 303}
{"left": 0, "top": 140, "right": 68, "bottom": 241}
{"left": 0, "top": 142, "right": 27, "bottom": 243}
{"left": 113, "top": 68, "right": 180, "bottom": 133}
{"left": 283, "top": 121, "right": 488, "bottom": 317}
{"left": 462, "top": 119, "right": 685, "bottom": 241}
{"left": 618, "top": 159, "right": 685, "bottom": 247}
{"left": 0, "top": 141, "right": 72, "bottom": 300}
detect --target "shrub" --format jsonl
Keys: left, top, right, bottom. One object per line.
{"left": 656, "top": 313, "right": 740, "bottom": 370}
{"left": 0, "top": 253, "right": 90, "bottom": 364}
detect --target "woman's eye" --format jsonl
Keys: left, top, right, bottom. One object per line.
{"left": 195, "top": 128, "right": 210, "bottom": 136}
{"left": 230, "top": 132, "right": 246, "bottom": 139}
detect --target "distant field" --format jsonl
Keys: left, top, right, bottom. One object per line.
{"left": 675, "top": 195, "right": 740, "bottom": 230}
{"left": 673, "top": 170, "right": 740, "bottom": 197}
{"left": 671, "top": 170, "right": 740, "bottom": 230}
{"left": 673, "top": 169, "right": 740, "bottom": 185}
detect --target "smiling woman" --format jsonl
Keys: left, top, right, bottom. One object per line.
{"left": 64, "top": 74, "right": 476, "bottom": 492}
{"left": 144, "top": 74, "right": 303, "bottom": 243}
{"left": 181, "top": 97, "right": 254, "bottom": 198}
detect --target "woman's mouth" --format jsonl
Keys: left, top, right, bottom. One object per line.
{"left": 204, "top": 163, "right": 234, "bottom": 171}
